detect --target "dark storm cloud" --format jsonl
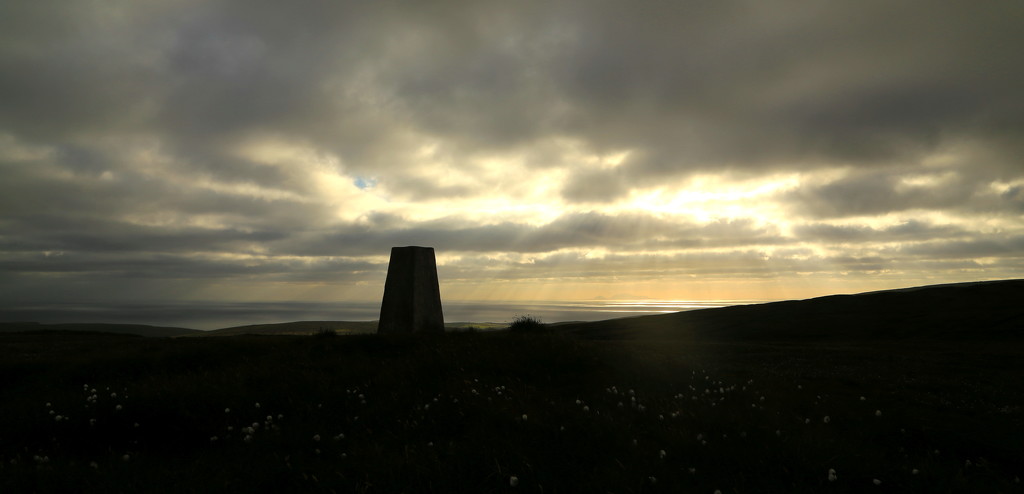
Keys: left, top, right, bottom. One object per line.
{"left": 550, "top": 2, "right": 1024, "bottom": 174}
{"left": 440, "top": 248, "right": 898, "bottom": 283}
{"left": 382, "top": 175, "right": 478, "bottom": 201}
{"left": 285, "top": 212, "right": 785, "bottom": 257}
{"left": 0, "top": 250, "right": 380, "bottom": 283}
{"left": 996, "top": 186, "right": 1024, "bottom": 212}
{"left": 788, "top": 169, "right": 983, "bottom": 218}
{"left": 0, "top": 153, "right": 326, "bottom": 251}
{"left": 561, "top": 168, "right": 631, "bottom": 203}
{"left": 0, "top": 217, "right": 284, "bottom": 254}
{"left": 792, "top": 221, "right": 967, "bottom": 243}
{"left": 898, "top": 235, "right": 1024, "bottom": 260}
{"left": 5, "top": 1, "right": 1022, "bottom": 176}
{"left": 1, "top": 206, "right": 783, "bottom": 279}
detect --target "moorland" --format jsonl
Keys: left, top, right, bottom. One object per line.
{"left": 1, "top": 279, "right": 1022, "bottom": 493}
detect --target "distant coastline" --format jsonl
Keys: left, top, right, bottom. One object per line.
{"left": 0, "top": 299, "right": 767, "bottom": 331}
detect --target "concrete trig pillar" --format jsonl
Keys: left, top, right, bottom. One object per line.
{"left": 377, "top": 246, "right": 445, "bottom": 334}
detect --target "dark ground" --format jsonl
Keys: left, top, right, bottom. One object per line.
{"left": 1, "top": 329, "right": 1021, "bottom": 493}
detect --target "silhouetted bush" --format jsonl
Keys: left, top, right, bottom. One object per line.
{"left": 313, "top": 328, "right": 337, "bottom": 338}
{"left": 508, "top": 314, "right": 546, "bottom": 333}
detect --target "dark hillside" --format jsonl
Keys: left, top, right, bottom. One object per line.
{"left": 561, "top": 279, "right": 1024, "bottom": 341}
{"left": 197, "top": 320, "right": 378, "bottom": 336}
{"left": 0, "top": 322, "right": 200, "bottom": 338}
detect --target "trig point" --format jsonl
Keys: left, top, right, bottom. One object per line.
{"left": 377, "top": 246, "right": 445, "bottom": 334}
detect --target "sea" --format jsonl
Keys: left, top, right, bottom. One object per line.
{"left": 0, "top": 299, "right": 766, "bottom": 331}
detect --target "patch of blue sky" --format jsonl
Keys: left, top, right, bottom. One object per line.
{"left": 354, "top": 177, "right": 378, "bottom": 190}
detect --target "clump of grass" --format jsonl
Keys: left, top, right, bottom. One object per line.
{"left": 508, "top": 314, "right": 546, "bottom": 333}
{"left": 313, "top": 328, "right": 337, "bottom": 338}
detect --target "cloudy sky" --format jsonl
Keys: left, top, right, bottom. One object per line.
{"left": 2, "top": 0, "right": 1023, "bottom": 320}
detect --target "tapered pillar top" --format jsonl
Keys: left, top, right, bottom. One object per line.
{"left": 377, "top": 246, "right": 444, "bottom": 334}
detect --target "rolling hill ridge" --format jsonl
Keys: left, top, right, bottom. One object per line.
{"left": 558, "top": 279, "right": 1024, "bottom": 341}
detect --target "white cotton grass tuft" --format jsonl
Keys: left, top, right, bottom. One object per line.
{"left": 509, "top": 475, "right": 519, "bottom": 487}
{"left": 823, "top": 415, "right": 831, "bottom": 423}
{"left": 873, "top": 479, "right": 882, "bottom": 486}
{"left": 875, "top": 410, "right": 882, "bottom": 417}
{"left": 828, "top": 468, "right": 837, "bottom": 482}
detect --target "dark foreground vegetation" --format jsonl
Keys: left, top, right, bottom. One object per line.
{"left": 2, "top": 328, "right": 1022, "bottom": 493}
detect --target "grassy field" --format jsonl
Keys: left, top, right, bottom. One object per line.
{"left": 1, "top": 329, "right": 1021, "bottom": 493}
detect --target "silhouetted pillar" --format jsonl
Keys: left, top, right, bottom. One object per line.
{"left": 377, "top": 246, "right": 445, "bottom": 334}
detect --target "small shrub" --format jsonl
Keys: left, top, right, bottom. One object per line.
{"left": 313, "top": 329, "right": 337, "bottom": 338}
{"left": 508, "top": 315, "right": 546, "bottom": 333}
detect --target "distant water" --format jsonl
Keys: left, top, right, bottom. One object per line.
{"left": 0, "top": 299, "right": 766, "bottom": 331}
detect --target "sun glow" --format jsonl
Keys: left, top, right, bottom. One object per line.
{"left": 613, "top": 173, "right": 800, "bottom": 229}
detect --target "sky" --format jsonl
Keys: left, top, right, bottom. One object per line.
{"left": 2, "top": 0, "right": 1023, "bottom": 320}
